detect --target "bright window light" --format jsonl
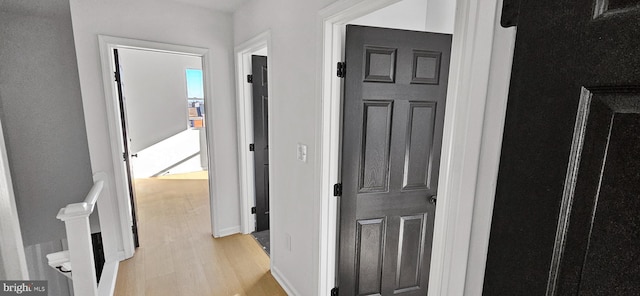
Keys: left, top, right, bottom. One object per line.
{"left": 186, "top": 69, "right": 204, "bottom": 99}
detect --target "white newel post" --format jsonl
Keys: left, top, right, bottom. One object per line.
{"left": 47, "top": 177, "right": 114, "bottom": 296}
{"left": 56, "top": 200, "right": 100, "bottom": 296}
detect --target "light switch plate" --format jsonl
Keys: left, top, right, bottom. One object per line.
{"left": 285, "top": 233, "right": 292, "bottom": 251}
{"left": 297, "top": 143, "right": 307, "bottom": 162}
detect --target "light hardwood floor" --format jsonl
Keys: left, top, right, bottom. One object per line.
{"left": 114, "top": 173, "right": 286, "bottom": 296}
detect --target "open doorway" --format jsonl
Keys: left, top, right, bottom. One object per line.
{"left": 249, "top": 53, "right": 271, "bottom": 255}
{"left": 117, "top": 49, "right": 208, "bottom": 180}
{"left": 98, "top": 36, "right": 219, "bottom": 258}
{"left": 335, "top": 2, "right": 455, "bottom": 294}
{"left": 317, "top": 0, "right": 516, "bottom": 293}
{"left": 315, "top": 0, "right": 480, "bottom": 294}
{"left": 235, "top": 33, "right": 273, "bottom": 257}
{"left": 113, "top": 47, "right": 211, "bottom": 250}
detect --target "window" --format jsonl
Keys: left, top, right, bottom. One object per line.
{"left": 186, "top": 68, "right": 204, "bottom": 99}
{"left": 186, "top": 69, "right": 205, "bottom": 128}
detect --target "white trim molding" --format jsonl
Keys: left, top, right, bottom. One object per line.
{"left": 464, "top": 0, "right": 516, "bottom": 292}
{"left": 97, "top": 36, "right": 220, "bottom": 258}
{"left": 316, "top": 0, "right": 517, "bottom": 295}
{"left": 217, "top": 226, "right": 243, "bottom": 237}
{"left": 0, "top": 117, "right": 29, "bottom": 280}
{"left": 234, "top": 31, "right": 272, "bottom": 235}
{"left": 272, "top": 265, "right": 301, "bottom": 296}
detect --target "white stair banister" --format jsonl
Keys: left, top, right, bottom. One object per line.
{"left": 47, "top": 173, "right": 120, "bottom": 296}
{"left": 54, "top": 179, "right": 104, "bottom": 296}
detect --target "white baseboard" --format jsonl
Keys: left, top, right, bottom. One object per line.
{"left": 216, "top": 225, "right": 241, "bottom": 237}
{"left": 272, "top": 265, "right": 300, "bottom": 296}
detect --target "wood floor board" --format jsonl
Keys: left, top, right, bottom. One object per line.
{"left": 113, "top": 175, "right": 285, "bottom": 295}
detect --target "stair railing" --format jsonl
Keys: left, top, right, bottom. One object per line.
{"left": 47, "top": 172, "right": 119, "bottom": 296}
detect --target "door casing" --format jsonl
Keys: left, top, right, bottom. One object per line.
{"left": 98, "top": 36, "right": 217, "bottom": 259}
{"left": 317, "top": 0, "right": 517, "bottom": 295}
{"left": 234, "top": 31, "right": 272, "bottom": 235}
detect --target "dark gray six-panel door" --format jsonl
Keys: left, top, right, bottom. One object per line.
{"left": 338, "top": 25, "right": 451, "bottom": 296}
{"left": 485, "top": 0, "right": 640, "bottom": 294}
{"left": 252, "top": 55, "right": 270, "bottom": 232}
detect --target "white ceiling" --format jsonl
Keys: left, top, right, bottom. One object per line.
{"left": 170, "top": 0, "right": 251, "bottom": 13}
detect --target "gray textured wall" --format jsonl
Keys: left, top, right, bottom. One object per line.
{"left": 0, "top": 0, "right": 94, "bottom": 246}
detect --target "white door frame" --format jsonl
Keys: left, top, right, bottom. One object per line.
{"left": 316, "top": 0, "right": 516, "bottom": 295}
{"left": 234, "top": 31, "right": 272, "bottom": 235}
{"left": 0, "top": 118, "right": 29, "bottom": 280}
{"left": 98, "top": 36, "right": 220, "bottom": 259}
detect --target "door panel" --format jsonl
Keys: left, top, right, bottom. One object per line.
{"left": 394, "top": 214, "right": 427, "bottom": 293}
{"left": 485, "top": 0, "right": 640, "bottom": 294}
{"left": 553, "top": 91, "right": 614, "bottom": 295}
{"left": 355, "top": 218, "right": 386, "bottom": 296}
{"left": 403, "top": 102, "right": 436, "bottom": 190}
{"left": 113, "top": 48, "right": 140, "bottom": 248}
{"left": 252, "top": 55, "right": 270, "bottom": 232}
{"left": 338, "top": 25, "right": 451, "bottom": 296}
{"left": 553, "top": 90, "right": 640, "bottom": 295}
{"left": 360, "top": 101, "right": 393, "bottom": 193}
{"left": 577, "top": 115, "right": 640, "bottom": 295}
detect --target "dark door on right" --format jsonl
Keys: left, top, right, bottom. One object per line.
{"left": 485, "top": 0, "right": 640, "bottom": 295}
{"left": 252, "top": 55, "right": 270, "bottom": 232}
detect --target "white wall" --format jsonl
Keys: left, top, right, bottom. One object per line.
{"left": 0, "top": 117, "right": 28, "bottom": 280}
{"left": 234, "top": 0, "right": 456, "bottom": 294}
{"left": 349, "top": 0, "right": 454, "bottom": 33}
{"left": 118, "top": 48, "right": 201, "bottom": 153}
{"left": 117, "top": 48, "right": 205, "bottom": 179}
{"left": 0, "top": 0, "right": 94, "bottom": 247}
{"left": 234, "top": 1, "right": 335, "bottom": 294}
{"left": 349, "top": 0, "right": 428, "bottom": 31}
{"left": 425, "top": 0, "right": 455, "bottom": 34}
{"left": 68, "top": 0, "right": 240, "bottom": 248}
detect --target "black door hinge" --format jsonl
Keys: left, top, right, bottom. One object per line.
{"left": 247, "top": 74, "right": 253, "bottom": 83}
{"left": 114, "top": 71, "right": 119, "bottom": 82}
{"left": 249, "top": 143, "right": 255, "bottom": 151}
{"left": 331, "top": 287, "right": 339, "bottom": 296}
{"left": 337, "top": 62, "right": 346, "bottom": 78}
{"left": 333, "top": 183, "right": 342, "bottom": 196}
{"left": 251, "top": 206, "right": 257, "bottom": 214}
{"left": 122, "top": 152, "right": 127, "bottom": 161}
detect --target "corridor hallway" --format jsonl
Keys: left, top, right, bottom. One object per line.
{"left": 113, "top": 172, "right": 286, "bottom": 295}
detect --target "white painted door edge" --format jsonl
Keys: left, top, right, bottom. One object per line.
{"left": 463, "top": 0, "right": 517, "bottom": 292}
{"left": 97, "top": 35, "right": 219, "bottom": 259}
{"left": 316, "top": 0, "right": 516, "bottom": 295}
{"left": 0, "top": 117, "right": 29, "bottom": 280}
{"left": 234, "top": 31, "right": 271, "bottom": 236}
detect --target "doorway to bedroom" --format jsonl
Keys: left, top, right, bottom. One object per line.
{"left": 113, "top": 47, "right": 211, "bottom": 248}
